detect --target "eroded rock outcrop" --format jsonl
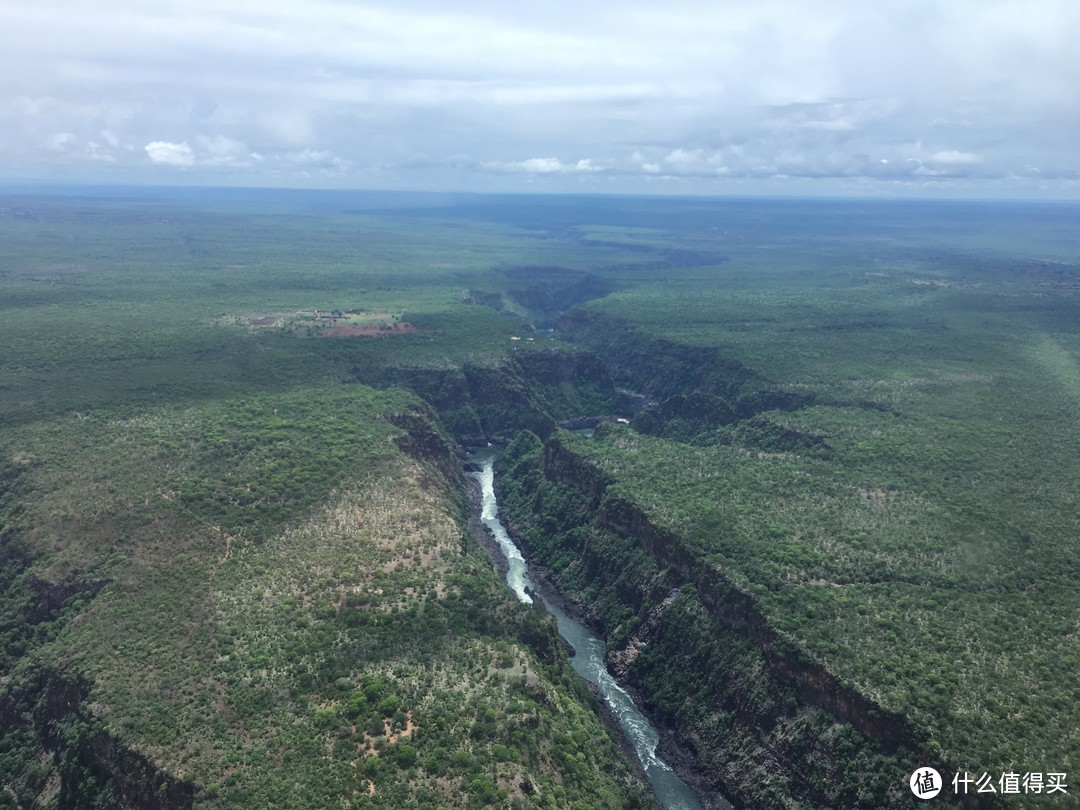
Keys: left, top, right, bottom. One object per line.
{"left": 498, "top": 431, "right": 990, "bottom": 809}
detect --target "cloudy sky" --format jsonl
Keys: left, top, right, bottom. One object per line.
{"left": 4, "top": 0, "right": 1080, "bottom": 197}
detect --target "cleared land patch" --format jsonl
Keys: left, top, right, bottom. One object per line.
{"left": 237, "top": 310, "right": 422, "bottom": 338}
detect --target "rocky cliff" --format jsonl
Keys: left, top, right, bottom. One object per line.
{"left": 0, "top": 655, "right": 196, "bottom": 809}
{"left": 498, "top": 431, "right": 994, "bottom": 809}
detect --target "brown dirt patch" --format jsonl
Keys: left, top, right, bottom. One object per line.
{"left": 357, "top": 711, "right": 416, "bottom": 757}
{"left": 386, "top": 711, "right": 416, "bottom": 744}
{"left": 324, "top": 322, "right": 418, "bottom": 338}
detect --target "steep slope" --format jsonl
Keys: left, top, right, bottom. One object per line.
{"left": 0, "top": 388, "right": 650, "bottom": 809}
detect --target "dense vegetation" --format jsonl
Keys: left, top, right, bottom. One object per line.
{"left": 554, "top": 206, "right": 1080, "bottom": 782}
{"left": 1, "top": 187, "right": 1077, "bottom": 808}
{"left": 494, "top": 199, "right": 1079, "bottom": 807}
{"left": 0, "top": 190, "right": 653, "bottom": 809}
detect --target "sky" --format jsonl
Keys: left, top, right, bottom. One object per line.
{"left": 4, "top": 0, "right": 1080, "bottom": 197}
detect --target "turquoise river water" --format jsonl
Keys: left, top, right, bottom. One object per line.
{"left": 470, "top": 450, "right": 707, "bottom": 810}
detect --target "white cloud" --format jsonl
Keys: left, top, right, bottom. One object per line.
{"left": 195, "top": 134, "right": 262, "bottom": 166}
{"left": 4, "top": 1, "right": 1080, "bottom": 193}
{"left": 664, "top": 148, "right": 700, "bottom": 167}
{"left": 519, "top": 158, "right": 566, "bottom": 174}
{"left": 141, "top": 136, "right": 267, "bottom": 169}
{"left": 281, "top": 148, "right": 351, "bottom": 176}
{"left": 931, "top": 150, "right": 982, "bottom": 165}
{"left": 289, "top": 148, "right": 345, "bottom": 167}
{"left": 145, "top": 140, "right": 195, "bottom": 166}
{"left": 483, "top": 157, "right": 602, "bottom": 174}
{"left": 46, "top": 132, "right": 74, "bottom": 152}
{"left": 85, "top": 141, "right": 115, "bottom": 162}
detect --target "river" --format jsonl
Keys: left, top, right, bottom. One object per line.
{"left": 470, "top": 450, "right": 707, "bottom": 810}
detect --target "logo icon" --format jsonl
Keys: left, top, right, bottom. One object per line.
{"left": 910, "top": 768, "right": 943, "bottom": 799}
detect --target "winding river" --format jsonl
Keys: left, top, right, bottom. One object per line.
{"left": 470, "top": 450, "right": 707, "bottom": 810}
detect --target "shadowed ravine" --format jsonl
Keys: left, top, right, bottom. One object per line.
{"left": 470, "top": 450, "right": 709, "bottom": 810}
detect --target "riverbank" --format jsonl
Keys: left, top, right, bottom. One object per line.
{"left": 464, "top": 469, "right": 657, "bottom": 804}
{"left": 504, "top": 527, "right": 732, "bottom": 810}
{"left": 465, "top": 452, "right": 712, "bottom": 810}
{"left": 483, "top": 451, "right": 734, "bottom": 810}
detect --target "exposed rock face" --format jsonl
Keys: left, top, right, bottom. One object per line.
{"left": 354, "top": 347, "right": 626, "bottom": 442}
{"left": 388, "top": 403, "right": 468, "bottom": 492}
{"left": 0, "top": 407, "right": 472, "bottom": 810}
{"left": 543, "top": 435, "right": 916, "bottom": 740}
{"left": 0, "top": 666, "right": 196, "bottom": 810}
{"left": 26, "top": 575, "right": 109, "bottom": 626}
{"left": 498, "top": 432, "right": 993, "bottom": 809}
{"left": 1, "top": 468, "right": 197, "bottom": 808}
{"left": 556, "top": 309, "right": 759, "bottom": 403}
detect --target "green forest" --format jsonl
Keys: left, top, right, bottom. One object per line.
{"left": 1, "top": 188, "right": 1077, "bottom": 808}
